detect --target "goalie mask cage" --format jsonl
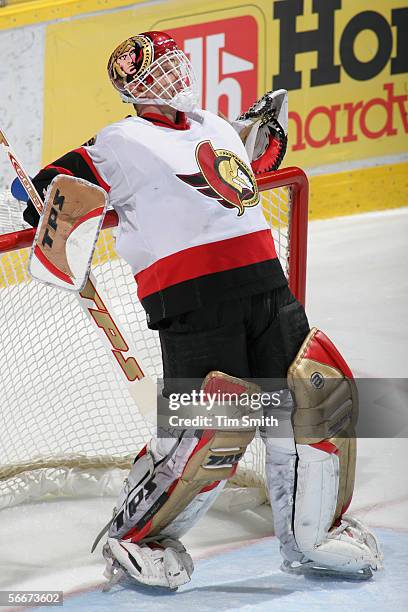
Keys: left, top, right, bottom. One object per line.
{"left": 0, "top": 167, "right": 308, "bottom": 509}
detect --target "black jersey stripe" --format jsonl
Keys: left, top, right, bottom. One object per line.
{"left": 141, "top": 258, "right": 287, "bottom": 328}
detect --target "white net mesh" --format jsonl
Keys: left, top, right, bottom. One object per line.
{"left": 0, "top": 190, "right": 27, "bottom": 233}
{"left": 0, "top": 174, "right": 303, "bottom": 509}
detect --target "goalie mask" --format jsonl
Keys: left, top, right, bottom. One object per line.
{"left": 108, "top": 31, "right": 199, "bottom": 112}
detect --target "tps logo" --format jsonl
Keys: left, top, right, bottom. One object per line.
{"left": 169, "top": 17, "right": 258, "bottom": 119}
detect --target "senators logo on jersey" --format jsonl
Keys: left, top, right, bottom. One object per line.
{"left": 177, "top": 141, "right": 259, "bottom": 216}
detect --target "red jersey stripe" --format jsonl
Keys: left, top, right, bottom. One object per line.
{"left": 73, "top": 147, "right": 111, "bottom": 192}
{"left": 135, "top": 229, "right": 277, "bottom": 299}
{"left": 44, "top": 165, "right": 74, "bottom": 176}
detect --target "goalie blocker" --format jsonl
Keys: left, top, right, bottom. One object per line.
{"left": 264, "top": 328, "right": 382, "bottom": 578}
{"left": 29, "top": 174, "right": 108, "bottom": 291}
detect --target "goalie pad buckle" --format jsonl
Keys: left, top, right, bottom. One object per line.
{"left": 29, "top": 175, "right": 108, "bottom": 291}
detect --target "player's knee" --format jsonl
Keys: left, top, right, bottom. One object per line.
{"left": 289, "top": 327, "right": 357, "bottom": 438}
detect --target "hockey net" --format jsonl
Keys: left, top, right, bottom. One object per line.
{"left": 0, "top": 167, "right": 308, "bottom": 509}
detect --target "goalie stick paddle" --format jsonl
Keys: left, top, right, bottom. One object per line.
{"left": 0, "top": 127, "right": 157, "bottom": 425}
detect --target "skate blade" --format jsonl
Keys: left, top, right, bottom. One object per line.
{"left": 102, "top": 566, "right": 126, "bottom": 592}
{"left": 281, "top": 560, "right": 373, "bottom": 581}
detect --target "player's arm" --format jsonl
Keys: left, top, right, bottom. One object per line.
{"left": 21, "top": 138, "right": 106, "bottom": 228}
{"left": 20, "top": 167, "right": 56, "bottom": 227}
{"left": 231, "top": 89, "right": 288, "bottom": 174}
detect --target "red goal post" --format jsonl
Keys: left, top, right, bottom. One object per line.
{"left": 0, "top": 166, "right": 308, "bottom": 509}
{"left": 257, "top": 166, "right": 308, "bottom": 305}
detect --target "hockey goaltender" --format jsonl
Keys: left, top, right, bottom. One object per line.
{"left": 21, "top": 31, "right": 381, "bottom": 589}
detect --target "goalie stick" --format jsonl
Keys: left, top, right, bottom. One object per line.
{"left": 0, "top": 127, "right": 157, "bottom": 424}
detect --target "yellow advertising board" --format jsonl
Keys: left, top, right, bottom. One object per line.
{"left": 35, "top": 0, "right": 408, "bottom": 215}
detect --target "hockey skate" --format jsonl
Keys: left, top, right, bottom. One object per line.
{"left": 102, "top": 536, "right": 194, "bottom": 591}
{"left": 281, "top": 516, "right": 383, "bottom": 581}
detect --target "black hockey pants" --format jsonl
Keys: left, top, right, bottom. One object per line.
{"left": 158, "top": 285, "right": 310, "bottom": 395}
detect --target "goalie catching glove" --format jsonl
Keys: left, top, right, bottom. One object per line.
{"left": 232, "top": 89, "right": 288, "bottom": 174}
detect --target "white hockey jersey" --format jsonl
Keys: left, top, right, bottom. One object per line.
{"left": 31, "top": 109, "right": 287, "bottom": 326}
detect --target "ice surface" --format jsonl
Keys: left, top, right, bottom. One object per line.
{"left": 306, "top": 208, "right": 408, "bottom": 377}
{"left": 31, "top": 529, "right": 408, "bottom": 612}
